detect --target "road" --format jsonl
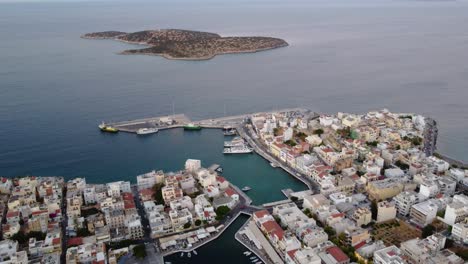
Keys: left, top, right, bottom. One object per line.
{"left": 237, "top": 123, "right": 320, "bottom": 193}
{"left": 60, "top": 187, "right": 68, "bottom": 264}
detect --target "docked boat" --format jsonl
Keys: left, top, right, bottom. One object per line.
{"left": 193, "top": 250, "right": 198, "bottom": 255}
{"left": 270, "top": 162, "right": 279, "bottom": 168}
{"left": 223, "top": 146, "right": 253, "bottom": 154}
{"left": 180, "top": 252, "right": 184, "bottom": 257}
{"left": 223, "top": 128, "right": 237, "bottom": 136}
{"left": 136, "top": 127, "right": 158, "bottom": 135}
{"left": 242, "top": 186, "right": 252, "bottom": 192}
{"left": 250, "top": 256, "right": 257, "bottom": 260}
{"left": 184, "top": 123, "right": 202, "bottom": 130}
{"left": 216, "top": 167, "right": 223, "bottom": 173}
{"left": 98, "top": 122, "right": 119, "bottom": 133}
{"left": 188, "top": 252, "right": 191, "bottom": 258}
{"left": 224, "top": 137, "right": 245, "bottom": 147}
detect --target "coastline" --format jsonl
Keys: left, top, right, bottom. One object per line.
{"left": 118, "top": 42, "right": 289, "bottom": 61}
{"left": 81, "top": 30, "right": 289, "bottom": 61}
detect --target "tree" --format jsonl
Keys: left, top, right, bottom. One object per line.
{"left": 421, "top": 224, "right": 435, "bottom": 238}
{"left": 437, "top": 210, "right": 445, "bottom": 218}
{"left": 152, "top": 183, "right": 165, "bottom": 205}
{"left": 324, "top": 226, "right": 336, "bottom": 237}
{"left": 296, "top": 132, "right": 307, "bottom": 141}
{"left": 290, "top": 196, "right": 298, "bottom": 202}
{"left": 183, "top": 222, "right": 192, "bottom": 229}
{"left": 10, "top": 232, "right": 28, "bottom": 244}
{"left": 273, "top": 128, "right": 280, "bottom": 136}
{"left": 215, "top": 206, "right": 230, "bottom": 218}
{"left": 28, "top": 231, "right": 46, "bottom": 241}
{"left": 370, "top": 200, "right": 378, "bottom": 220}
{"left": 313, "top": 129, "right": 324, "bottom": 135}
{"left": 81, "top": 207, "right": 100, "bottom": 218}
{"left": 285, "top": 140, "right": 297, "bottom": 147}
{"left": 195, "top": 219, "right": 202, "bottom": 226}
{"left": 132, "top": 244, "right": 147, "bottom": 259}
{"left": 77, "top": 227, "right": 91, "bottom": 237}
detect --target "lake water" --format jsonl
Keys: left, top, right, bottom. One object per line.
{"left": 1, "top": 0, "right": 468, "bottom": 262}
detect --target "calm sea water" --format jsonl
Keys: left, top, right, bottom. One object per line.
{"left": 1, "top": 0, "right": 468, "bottom": 262}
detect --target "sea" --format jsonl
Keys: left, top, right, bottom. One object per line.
{"left": 1, "top": 0, "right": 468, "bottom": 262}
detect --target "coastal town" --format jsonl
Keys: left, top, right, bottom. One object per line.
{"left": 1, "top": 109, "right": 468, "bottom": 264}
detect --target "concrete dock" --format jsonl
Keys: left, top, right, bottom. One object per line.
{"left": 103, "top": 108, "right": 310, "bottom": 133}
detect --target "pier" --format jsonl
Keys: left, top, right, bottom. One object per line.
{"left": 103, "top": 108, "right": 309, "bottom": 133}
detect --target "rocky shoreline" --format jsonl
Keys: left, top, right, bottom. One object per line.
{"left": 81, "top": 29, "right": 288, "bottom": 60}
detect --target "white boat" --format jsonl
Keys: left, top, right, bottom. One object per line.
{"left": 193, "top": 250, "right": 198, "bottom": 255}
{"left": 270, "top": 162, "right": 279, "bottom": 168}
{"left": 137, "top": 127, "right": 159, "bottom": 135}
{"left": 224, "top": 137, "right": 245, "bottom": 147}
{"left": 250, "top": 256, "right": 257, "bottom": 260}
{"left": 223, "top": 146, "right": 253, "bottom": 154}
{"left": 216, "top": 167, "right": 223, "bottom": 173}
{"left": 180, "top": 252, "right": 184, "bottom": 257}
{"left": 242, "top": 186, "right": 252, "bottom": 192}
{"left": 245, "top": 251, "right": 252, "bottom": 256}
{"left": 223, "top": 128, "right": 237, "bottom": 136}
{"left": 188, "top": 252, "right": 191, "bottom": 258}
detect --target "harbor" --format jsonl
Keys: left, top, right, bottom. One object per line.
{"left": 99, "top": 108, "right": 310, "bottom": 133}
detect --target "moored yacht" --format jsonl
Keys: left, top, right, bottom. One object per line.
{"left": 136, "top": 127, "right": 159, "bottom": 135}
{"left": 223, "top": 146, "right": 253, "bottom": 154}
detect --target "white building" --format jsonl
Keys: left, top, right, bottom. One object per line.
{"left": 283, "top": 127, "right": 294, "bottom": 141}
{"left": 410, "top": 200, "right": 438, "bottom": 227}
{"left": 137, "top": 170, "right": 163, "bottom": 190}
{"left": 185, "top": 159, "right": 201, "bottom": 172}
{"left": 377, "top": 201, "right": 397, "bottom": 223}
{"left": 106, "top": 181, "right": 131, "bottom": 197}
{"left": 452, "top": 220, "right": 468, "bottom": 244}
{"left": 393, "top": 191, "right": 420, "bottom": 216}
{"left": 444, "top": 194, "right": 468, "bottom": 226}
{"left": 329, "top": 192, "right": 352, "bottom": 205}
{"left": 0, "top": 240, "right": 18, "bottom": 262}
{"left": 286, "top": 248, "right": 321, "bottom": 264}
{"left": 373, "top": 245, "right": 406, "bottom": 264}
{"left": 419, "top": 180, "right": 439, "bottom": 199}
{"left": 83, "top": 186, "right": 96, "bottom": 205}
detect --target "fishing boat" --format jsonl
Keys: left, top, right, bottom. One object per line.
{"left": 242, "top": 186, "right": 252, "bottom": 192}
{"left": 98, "top": 122, "right": 119, "bottom": 133}
{"left": 184, "top": 123, "right": 202, "bottom": 130}
{"left": 136, "top": 127, "right": 158, "bottom": 135}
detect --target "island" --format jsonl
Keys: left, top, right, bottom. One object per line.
{"left": 81, "top": 29, "right": 288, "bottom": 60}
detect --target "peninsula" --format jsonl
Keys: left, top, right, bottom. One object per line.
{"left": 81, "top": 29, "right": 288, "bottom": 60}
